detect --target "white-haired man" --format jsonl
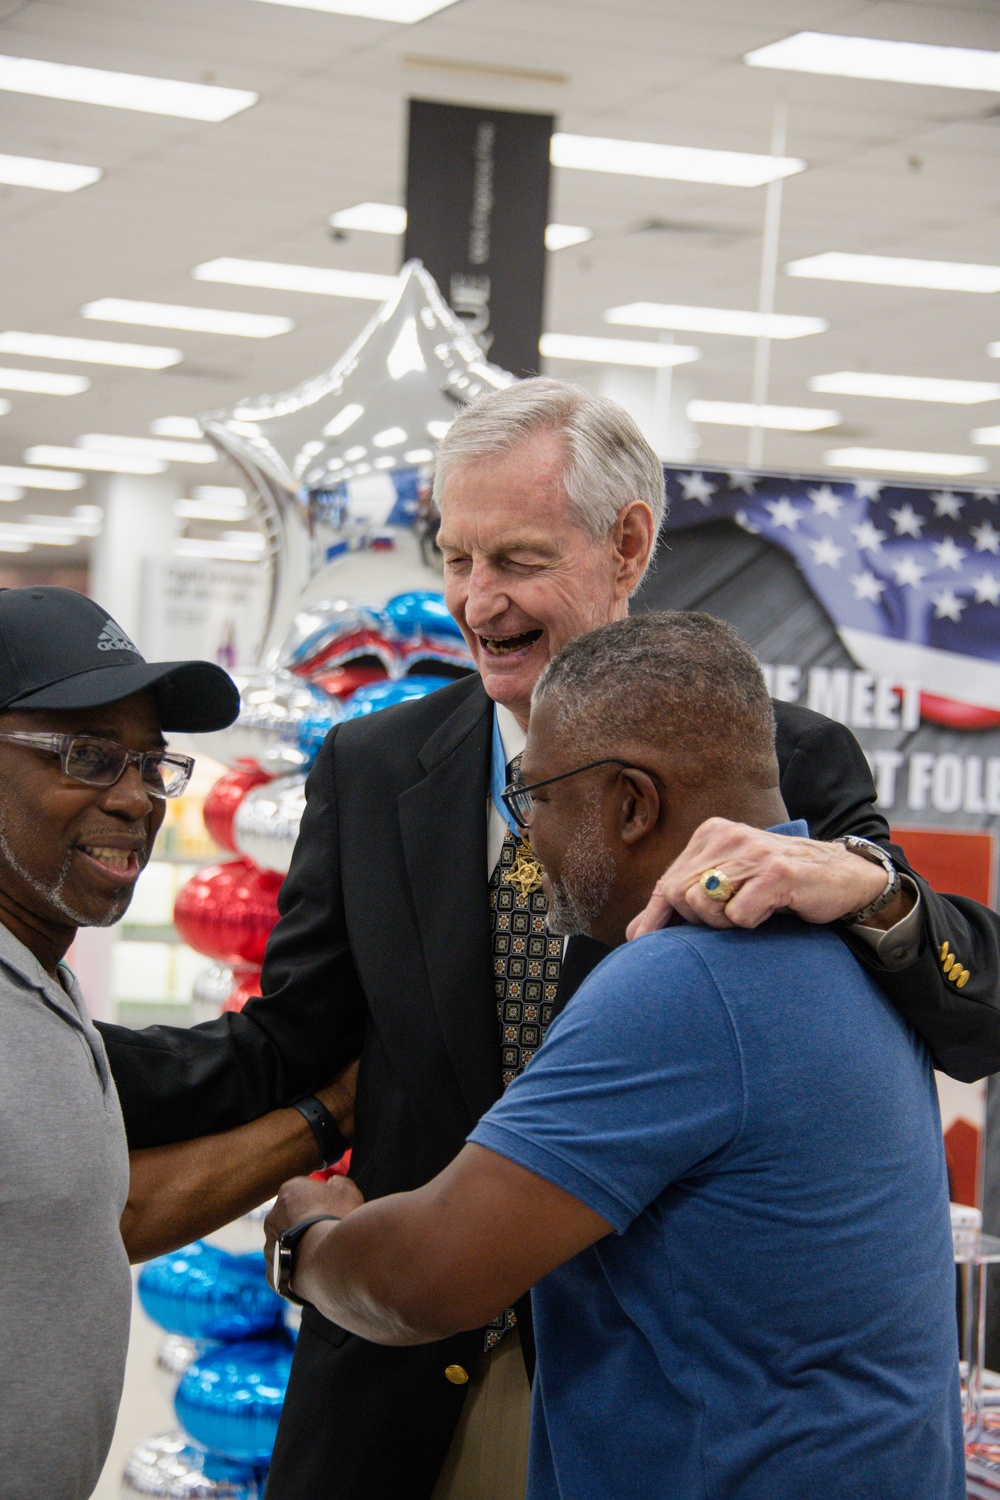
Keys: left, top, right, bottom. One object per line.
{"left": 99, "top": 379, "right": 1000, "bottom": 1500}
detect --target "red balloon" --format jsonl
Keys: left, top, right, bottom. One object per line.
{"left": 222, "top": 969, "right": 263, "bottom": 1014}
{"left": 203, "top": 767, "right": 272, "bottom": 853}
{"left": 174, "top": 859, "right": 282, "bottom": 966}
{"left": 308, "top": 663, "right": 387, "bottom": 700}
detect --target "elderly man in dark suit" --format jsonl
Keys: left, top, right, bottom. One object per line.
{"left": 100, "top": 378, "right": 1000, "bottom": 1500}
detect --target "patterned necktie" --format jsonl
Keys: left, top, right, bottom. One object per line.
{"left": 484, "top": 754, "right": 563, "bottom": 1349}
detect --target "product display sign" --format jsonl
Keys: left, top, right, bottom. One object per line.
{"left": 403, "top": 98, "right": 553, "bottom": 376}
{"left": 639, "top": 464, "right": 1000, "bottom": 1215}
{"left": 139, "top": 558, "right": 269, "bottom": 672}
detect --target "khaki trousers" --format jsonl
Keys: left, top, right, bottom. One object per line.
{"left": 430, "top": 1330, "right": 531, "bottom": 1500}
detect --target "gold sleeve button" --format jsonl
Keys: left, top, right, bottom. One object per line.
{"left": 943, "top": 954, "right": 955, "bottom": 975}
{"left": 957, "top": 969, "right": 971, "bottom": 989}
{"left": 941, "top": 941, "right": 950, "bottom": 963}
{"left": 445, "top": 1364, "right": 470, "bottom": 1385}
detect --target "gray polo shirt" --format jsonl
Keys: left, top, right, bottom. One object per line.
{"left": 0, "top": 921, "right": 130, "bottom": 1499}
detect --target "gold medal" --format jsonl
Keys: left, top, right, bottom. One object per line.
{"left": 507, "top": 837, "right": 544, "bottom": 899}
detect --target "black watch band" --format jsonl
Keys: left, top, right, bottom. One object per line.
{"left": 274, "top": 1214, "right": 341, "bottom": 1305}
{"left": 293, "top": 1096, "right": 347, "bottom": 1169}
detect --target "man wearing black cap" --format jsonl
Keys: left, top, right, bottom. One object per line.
{"left": 0, "top": 586, "right": 354, "bottom": 1500}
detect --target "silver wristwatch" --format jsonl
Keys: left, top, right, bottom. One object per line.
{"left": 833, "top": 836, "right": 901, "bottom": 924}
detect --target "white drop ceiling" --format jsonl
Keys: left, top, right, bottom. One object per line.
{"left": 0, "top": 0, "right": 998, "bottom": 563}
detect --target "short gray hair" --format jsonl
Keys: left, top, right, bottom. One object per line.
{"left": 533, "top": 611, "right": 778, "bottom": 791}
{"left": 433, "top": 376, "right": 667, "bottom": 544}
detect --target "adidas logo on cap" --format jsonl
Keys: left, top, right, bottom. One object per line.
{"left": 96, "top": 619, "right": 139, "bottom": 654}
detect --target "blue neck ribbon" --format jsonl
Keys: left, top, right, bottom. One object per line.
{"left": 491, "top": 710, "right": 520, "bottom": 840}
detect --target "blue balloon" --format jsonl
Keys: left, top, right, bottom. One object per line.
{"left": 385, "top": 590, "right": 464, "bottom": 640}
{"left": 340, "top": 675, "right": 449, "bottom": 720}
{"left": 175, "top": 1339, "right": 293, "bottom": 1465}
{"left": 138, "top": 1242, "right": 283, "bottom": 1343}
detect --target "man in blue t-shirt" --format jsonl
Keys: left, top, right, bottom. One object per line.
{"left": 264, "top": 611, "right": 964, "bottom": 1500}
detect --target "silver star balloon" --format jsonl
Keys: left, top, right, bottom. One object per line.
{"left": 199, "top": 260, "right": 513, "bottom": 664}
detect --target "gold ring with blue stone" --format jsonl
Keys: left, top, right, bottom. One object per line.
{"left": 699, "top": 869, "right": 735, "bottom": 903}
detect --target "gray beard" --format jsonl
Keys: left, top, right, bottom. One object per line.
{"left": 0, "top": 818, "right": 131, "bottom": 929}
{"left": 544, "top": 813, "right": 616, "bottom": 939}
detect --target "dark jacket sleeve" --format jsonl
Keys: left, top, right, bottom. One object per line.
{"left": 776, "top": 701, "right": 1000, "bottom": 1083}
{"left": 98, "top": 727, "right": 367, "bottom": 1148}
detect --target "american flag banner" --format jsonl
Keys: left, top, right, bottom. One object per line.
{"left": 662, "top": 466, "right": 1000, "bottom": 731}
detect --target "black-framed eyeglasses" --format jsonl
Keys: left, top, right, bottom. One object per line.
{"left": 501, "top": 758, "right": 636, "bottom": 830}
{"left": 0, "top": 731, "right": 194, "bottom": 799}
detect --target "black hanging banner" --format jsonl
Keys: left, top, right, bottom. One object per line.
{"left": 403, "top": 98, "right": 553, "bottom": 378}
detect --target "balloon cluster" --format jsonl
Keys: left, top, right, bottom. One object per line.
{"left": 175, "top": 590, "right": 467, "bottom": 1017}
{"left": 124, "top": 1242, "right": 289, "bottom": 1494}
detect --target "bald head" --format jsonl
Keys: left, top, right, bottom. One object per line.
{"left": 521, "top": 612, "right": 787, "bottom": 947}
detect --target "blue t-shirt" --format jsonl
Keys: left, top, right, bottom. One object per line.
{"left": 470, "top": 858, "right": 963, "bottom": 1499}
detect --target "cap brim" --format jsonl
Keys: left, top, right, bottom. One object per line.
{"left": 7, "top": 659, "right": 240, "bottom": 733}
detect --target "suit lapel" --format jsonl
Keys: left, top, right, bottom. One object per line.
{"left": 398, "top": 679, "right": 501, "bottom": 1126}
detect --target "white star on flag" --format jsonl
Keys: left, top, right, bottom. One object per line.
{"left": 853, "top": 480, "right": 883, "bottom": 501}
{"left": 892, "top": 555, "right": 927, "bottom": 589}
{"left": 808, "top": 536, "right": 845, "bottom": 569}
{"left": 932, "top": 588, "right": 965, "bottom": 622}
{"left": 971, "top": 520, "right": 1000, "bottom": 555}
{"left": 726, "top": 470, "right": 757, "bottom": 494}
{"left": 973, "top": 572, "right": 1000, "bottom": 606}
{"left": 973, "top": 488, "right": 999, "bottom": 505}
{"left": 889, "top": 503, "right": 924, "bottom": 539}
{"left": 764, "top": 496, "right": 803, "bottom": 531}
{"left": 931, "top": 536, "right": 966, "bottom": 572}
{"left": 931, "top": 490, "right": 964, "bottom": 520}
{"left": 734, "top": 509, "right": 760, "bottom": 534}
{"left": 851, "top": 570, "right": 887, "bottom": 602}
{"left": 807, "top": 485, "right": 843, "bottom": 518}
{"left": 678, "top": 472, "right": 717, "bottom": 506}
{"left": 850, "top": 520, "right": 886, "bottom": 553}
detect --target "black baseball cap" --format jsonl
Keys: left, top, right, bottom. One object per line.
{"left": 0, "top": 586, "right": 240, "bottom": 733}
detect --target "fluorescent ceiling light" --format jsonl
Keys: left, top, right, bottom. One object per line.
{"left": 252, "top": 0, "right": 457, "bottom": 19}
{"left": 0, "top": 522, "right": 75, "bottom": 546}
{"left": 0, "top": 152, "right": 101, "bottom": 192}
{"left": 82, "top": 299, "right": 293, "bottom": 339}
{"left": 550, "top": 132, "right": 805, "bottom": 187}
{"left": 174, "top": 538, "right": 265, "bottom": 562}
{"left": 174, "top": 498, "right": 249, "bottom": 522}
{"left": 0, "top": 485, "right": 23, "bottom": 501}
{"left": 604, "top": 303, "right": 826, "bottom": 339}
{"left": 972, "top": 426, "right": 1000, "bottom": 446}
{"left": 744, "top": 32, "right": 1000, "bottom": 93}
{"left": 688, "top": 400, "right": 840, "bottom": 431}
{"left": 194, "top": 485, "right": 245, "bottom": 504}
{"left": 0, "top": 537, "right": 30, "bottom": 552}
{"left": 540, "top": 333, "right": 701, "bottom": 367}
{"left": 988, "top": 343, "right": 1000, "bottom": 359}
{"left": 327, "top": 202, "right": 592, "bottom": 253}
{"left": 193, "top": 258, "right": 396, "bottom": 300}
{"left": 786, "top": 252, "right": 1000, "bottom": 293}
{"left": 0, "top": 331, "right": 181, "bottom": 368}
{"left": 0, "top": 366, "right": 89, "bottom": 394}
{"left": 0, "top": 399, "right": 10, "bottom": 417}
{"left": 77, "top": 434, "right": 218, "bottom": 463}
{"left": 27, "top": 512, "right": 102, "bottom": 536}
{"left": 404, "top": 447, "right": 433, "bottom": 463}
{"left": 809, "top": 372, "right": 1000, "bottom": 404}
{"left": 0, "top": 464, "right": 83, "bottom": 490}
{"left": 0, "top": 53, "right": 257, "bottom": 120}
{"left": 72, "top": 504, "right": 103, "bottom": 522}
{"left": 330, "top": 201, "right": 407, "bottom": 233}
{"left": 151, "top": 417, "right": 203, "bottom": 440}
{"left": 25, "top": 445, "right": 167, "bottom": 475}
{"left": 545, "top": 223, "right": 592, "bottom": 251}
{"left": 825, "top": 447, "right": 989, "bottom": 476}
{"left": 373, "top": 426, "right": 407, "bottom": 447}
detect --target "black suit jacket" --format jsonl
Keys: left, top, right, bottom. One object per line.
{"left": 99, "top": 676, "right": 1000, "bottom": 1498}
